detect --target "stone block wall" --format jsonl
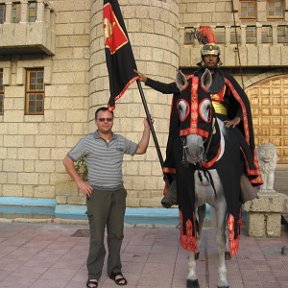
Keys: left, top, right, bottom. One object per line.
{"left": 89, "top": 0, "right": 180, "bottom": 207}
{"left": 0, "top": 0, "right": 287, "bottom": 209}
{"left": 179, "top": 0, "right": 235, "bottom": 26}
{"left": 244, "top": 191, "right": 288, "bottom": 237}
{"left": 0, "top": 0, "right": 91, "bottom": 203}
{"left": 0, "top": 0, "right": 181, "bottom": 208}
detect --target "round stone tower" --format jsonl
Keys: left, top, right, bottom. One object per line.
{"left": 89, "top": 0, "right": 180, "bottom": 207}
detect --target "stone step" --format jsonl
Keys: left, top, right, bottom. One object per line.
{"left": 0, "top": 197, "right": 56, "bottom": 218}
{"left": 0, "top": 197, "right": 213, "bottom": 226}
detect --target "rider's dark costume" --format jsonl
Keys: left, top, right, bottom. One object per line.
{"left": 144, "top": 67, "right": 263, "bottom": 255}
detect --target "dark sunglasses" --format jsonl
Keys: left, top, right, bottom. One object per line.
{"left": 97, "top": 118, "right": 113, "bottom": 122}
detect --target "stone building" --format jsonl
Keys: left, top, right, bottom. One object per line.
{"left": 0, "top": 0, "right": 287, "bottom": 212}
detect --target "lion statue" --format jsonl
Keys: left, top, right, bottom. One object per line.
{"left": 257, "top": 143, "right": 278, "bottom": 190}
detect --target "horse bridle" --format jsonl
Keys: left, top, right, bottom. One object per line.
{"left": 181, "top": 115, "right": 216, "bottom": 165}
{"left": 180, "top": 115, "right": 218, "bottom": 198}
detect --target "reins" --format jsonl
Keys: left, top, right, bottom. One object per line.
{"left": 196, "top": 165, "right": 217, "bottom": 199}
{"left": 180, "top": 115, "right": 218, "bottom": 199}
{"left": 203, "top": 116, "right": 216, "bottom": 162}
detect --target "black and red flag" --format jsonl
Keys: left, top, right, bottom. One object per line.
{"left": 103, "top": 0, "right": 138, "bottom": 110}
{"left": 103, "top": 0, "right": 170, "bottom": 188}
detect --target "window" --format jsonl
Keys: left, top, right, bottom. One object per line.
{"left": 25, "top": 68, "right": 45, "bottom": 115}
{"left": 0, "top": 4, "right": 5, "bottom": 24}
{"left": 267, "top": 0, "right": 284, "bottom": 20}
{"left": 240, "top": 0, "right": 257, "bottom": 19}
{"left": 0, "top": 69, "right": 4, "bottom": 115}
{"left": 246, "top": 26, "right": 257, "bottom": 43}
{"left": 28, "top": 1, "right": 37, "bottom": 22}
{"left": 11, "top": 2, "right": 21, "bottom": 23}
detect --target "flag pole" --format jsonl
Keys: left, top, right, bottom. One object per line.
{"left": 103, "top": 1, "right": 171, "bottom": 184}
{"left": 136, "top": 80, "right": 172, "bottom": 184}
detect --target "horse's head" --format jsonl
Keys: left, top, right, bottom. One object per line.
{"left": 176, "top": 77, "right": 219, "bottom": 165}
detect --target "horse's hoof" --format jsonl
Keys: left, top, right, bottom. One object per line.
{"left": 186, "top": 278, "right": 200, "bottom": 288}
{"left": 194, "top": 252, "right": 200, "bottom": 260}
{"left": 225, "top": 251, "right": 231, "bottom": 260}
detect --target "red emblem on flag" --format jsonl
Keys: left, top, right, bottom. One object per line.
{"left": 103, "top": 3, "right": 128, "bottom": 54}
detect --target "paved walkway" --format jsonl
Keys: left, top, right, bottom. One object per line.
{"left": 0, "top": 221, "right": 287, "bottom": 288}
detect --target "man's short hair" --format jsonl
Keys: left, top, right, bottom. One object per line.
{"left": 95, "top": 107, "right": 114, "bottom": 119}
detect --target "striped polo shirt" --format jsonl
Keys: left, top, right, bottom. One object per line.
{"left": 68, "top": 131, "right": 138, "bottom": 190}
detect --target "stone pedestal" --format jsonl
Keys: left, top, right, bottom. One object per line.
{"left": 243, "top": 190, "right": 288, "bottom": 237}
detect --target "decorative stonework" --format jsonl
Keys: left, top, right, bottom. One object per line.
{"left": 257, "top": 142, "right": 278, "bottom": 191}
{"left": 244, "top": 191, "right": 288, "bottom": 237}
{"left": 244, "top": 143, "right": 288, "bottom": 237}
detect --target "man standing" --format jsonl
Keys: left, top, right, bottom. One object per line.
{"left": 63, "top": 107, "right": 151, "bottom": 288}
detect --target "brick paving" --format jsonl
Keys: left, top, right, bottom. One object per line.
{"left": 0, "top": 221, "right": 287, "bottom": 288}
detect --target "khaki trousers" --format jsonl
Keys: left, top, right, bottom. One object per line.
{"left": 86, "top": 187, "right": 127, "bottom": 280}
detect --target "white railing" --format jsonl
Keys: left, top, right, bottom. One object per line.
{"left": 184, "top": 23, "right": 288, "bottom": 46}
{"left": 0, "top": 0, "right": 53, "bottom": 25}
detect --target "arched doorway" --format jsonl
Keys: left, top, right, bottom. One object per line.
{"left": 246, "top": 75, "right": 288, "bottom": 164}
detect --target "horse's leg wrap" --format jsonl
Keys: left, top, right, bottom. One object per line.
{"left": 216, "top": 197, "right": 229, "bottom": 288}
{"left": 216, "top": 236, "right": 228, "bottom": 287}
{"left": 218, "top": 264, "right": 229, "bottom": 287}
{"left": 187, "top": 252, "right": 198, "bottom": 281}
{"left": 224, "top": 228, "right": 231, "bottom": 259}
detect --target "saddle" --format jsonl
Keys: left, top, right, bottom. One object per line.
{"left": 161, "top": 174, "right": 259, "bottom": 208}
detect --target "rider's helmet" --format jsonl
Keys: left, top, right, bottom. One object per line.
{"left": 193, "top": 26, "right": 222, "bottom": 66}
{"left": 201, "top": 43, "right": 221, "bottom": 57}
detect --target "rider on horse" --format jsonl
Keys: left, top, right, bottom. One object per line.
{"left": 135, "top": 28, "right": 263, "bottom": 255}
{"left": 136, "top": 36, "right": 263, "bottom": 190}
